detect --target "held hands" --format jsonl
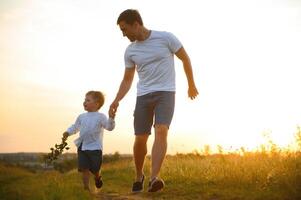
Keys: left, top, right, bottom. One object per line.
{"left": 109, "top": 100, "right": 119, "bottom": 119}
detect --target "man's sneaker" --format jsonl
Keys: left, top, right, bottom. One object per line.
{"left": 148, "top": 177, "right": 164, "bottom": 192}
{"left": 132, "top": 175, "right": 145, "bottom": 193}
{"left": 95, "top": 176, "right": 103, "bottom": 189}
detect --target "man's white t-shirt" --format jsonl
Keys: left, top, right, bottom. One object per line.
{"left": 124, "top": 30, "right": 182, "bottom": 96}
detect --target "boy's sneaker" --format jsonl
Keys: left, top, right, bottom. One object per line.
{"left": 132, "top": 175, "right": 145, "bottom": 193}
{"left": 95, "top": 176, "right": 103, "bottom": 189}
{"left": 148, "top": 177, "right": 164, "bottom": 192}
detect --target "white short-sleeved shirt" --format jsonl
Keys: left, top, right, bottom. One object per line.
{"left": 66, "top": 112, "right": 115, "bottom": 151}
{"left": 124, "top": 30, "right": 182, "bottom": 96}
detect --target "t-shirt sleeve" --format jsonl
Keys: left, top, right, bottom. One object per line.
{"left": 124, "top": 47, "right": 135, "bottom": 68}
{"left": 166, "top": 32, "right": 182, "bottom": 53}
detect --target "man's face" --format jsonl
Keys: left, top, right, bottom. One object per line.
{"left": 118, "top": 21, "right": 137, "bottom": 42}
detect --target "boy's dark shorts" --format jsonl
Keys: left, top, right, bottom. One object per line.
{"left": 134, "top": 91, "right": 175, "bottom": 135}
{"left": 77, "top": 145, "right": 102, "bottom": 174}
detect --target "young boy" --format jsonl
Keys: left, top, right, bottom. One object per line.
{"left": 62, "top": 91, "right": 115, "bottom": 191}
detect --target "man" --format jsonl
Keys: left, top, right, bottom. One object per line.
{"left": 109, "top": 9, "right": 198, "bottom": 193}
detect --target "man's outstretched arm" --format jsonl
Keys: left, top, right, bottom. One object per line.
{"left": 109, "top": 67, "right": 135, "bottom": 117}
{"left": 175, "top": 47, "right": 199, "bottom": 99}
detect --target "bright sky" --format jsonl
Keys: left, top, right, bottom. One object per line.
{"left": 1, "top": 0, "right": 301, "bottom": 154}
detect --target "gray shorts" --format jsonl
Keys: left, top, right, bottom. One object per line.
{"left": 134, "top": 91, "right": 175, "bottom": 135}
{"left": 77, "top": 144, "right": 102, "bottom": 174}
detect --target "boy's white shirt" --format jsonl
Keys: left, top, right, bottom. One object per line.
{"left": 66, "top": 112, "right": 115, "bottom": 151}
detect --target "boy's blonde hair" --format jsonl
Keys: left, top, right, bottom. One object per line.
{"left": 86, "top": 91, "right": 105, "bottom": 110}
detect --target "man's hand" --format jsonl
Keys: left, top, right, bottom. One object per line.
{"left": 109, "top": 100, "right": 119, "bottom": 119}
{"left": 109, "top": 111, "right": 116, "bottom": 119}
{"left": 188, "top": 85, "right": 199, "bottom": 100}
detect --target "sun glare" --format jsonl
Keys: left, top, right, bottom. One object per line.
{"left": 23, "top": 2, "right": 102, "bottom": 92}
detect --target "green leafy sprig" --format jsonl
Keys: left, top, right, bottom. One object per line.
{"left": 44, "top": 136, "right": 70, "bottom": 165}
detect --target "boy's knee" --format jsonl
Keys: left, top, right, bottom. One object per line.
{"left": 82, "top": 169, "right": 90, "bottom": 175}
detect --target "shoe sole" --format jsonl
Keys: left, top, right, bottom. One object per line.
{"left": 132, "top": 175, "right": 145, "bottom": 193}
{"left": 132, "top": 189, "right": 143, "bottom": 194}
{"left": 148, "top": 180, "right": 164, "bottom": 192}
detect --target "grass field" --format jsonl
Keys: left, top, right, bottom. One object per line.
{"left": 1, "top": 150, "right": 300, "bottom": 200}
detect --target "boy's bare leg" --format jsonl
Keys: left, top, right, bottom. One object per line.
{"left": 151, "top": 125, "right": 168, "bottom": 180}
{"left": 82, "top": 170, "right": 90, "bottom": 191}
{"left": 93, "top": 170, "right": 103, "bottom": 189}
{"left": 133, "top": 134, "right": 148, "bottom": 181}
{"left": 93, "top": 171, "right": 101, "bottom": 179}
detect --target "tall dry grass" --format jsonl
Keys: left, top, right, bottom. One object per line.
{"left": 0, "top": 128, "right": 300, "bottom": 199}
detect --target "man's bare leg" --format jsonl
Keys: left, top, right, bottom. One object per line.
{"left": 133, "top": 134, "right": 149, "bottom": 181}
{"left": 151, "top": 125, "right": 168, "bottom": 180}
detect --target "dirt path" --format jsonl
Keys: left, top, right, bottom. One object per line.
{"left": 93, "top": 191, "right": 147, "bottom": 200}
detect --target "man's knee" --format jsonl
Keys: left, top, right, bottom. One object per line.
{"left": 135, "top": 134, "right": 149, "bottom": 145}
{"left": 154, "top": 125, "right": 168, "bottom": 137}
{"left": 155, "top": 124, "right": 168, "bottom": 133}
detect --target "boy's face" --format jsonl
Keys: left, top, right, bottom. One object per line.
{"left": 83, "top": 95, "right": 99, "bottom": 112}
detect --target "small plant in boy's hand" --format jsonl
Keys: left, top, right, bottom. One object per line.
{"left": 44, "top": 133, "right": 70, "bottom": 165}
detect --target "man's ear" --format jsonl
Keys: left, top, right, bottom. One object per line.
{"left": 133, "top": 21, "right": 140, "bottom": 28}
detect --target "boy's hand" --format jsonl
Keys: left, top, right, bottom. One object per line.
{"left": 109, "top": 100, "right": 118, "bottom": 119}
{"left": 109, "top": 110, "right": 116, "bottom": 119}
{"left": 62, "top": 132, "right": 69, "bottom": 141}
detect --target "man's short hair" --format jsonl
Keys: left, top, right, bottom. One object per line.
{"left": 117, "top": 9, "right": 143, "bottom": 26}
{"left": 86, "top": 91, "right": 105, "bottom": 110}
